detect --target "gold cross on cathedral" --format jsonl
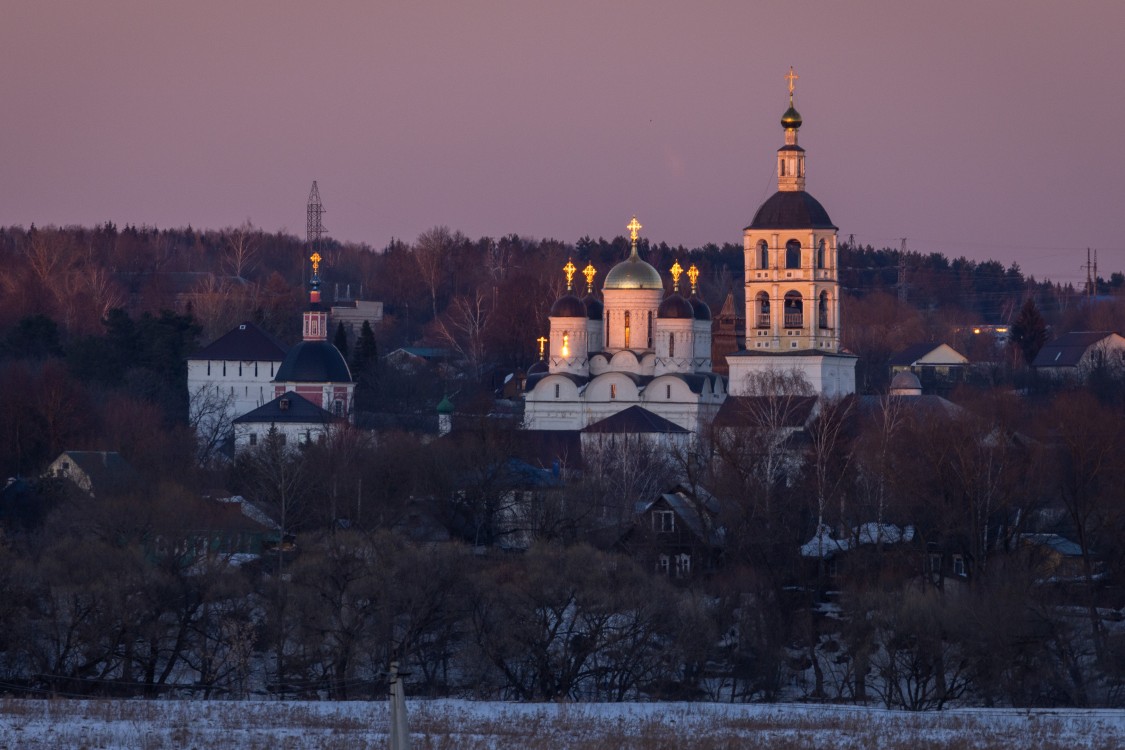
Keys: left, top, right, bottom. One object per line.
{"left": 627, "top": 215, "right": 643, "bottom": 245}
{"left": 563, "top": 259, "right": 577, "bottom": 290}
{"left": 310, "top": 252, "right": 322, "bottom": 275}
{"left": 670, "top": 260, "right": 683, "bottom": 290}
{"left": 687, "top": 263, "right": 700, "bottom": 294}
{"left": 785, "top": 67, "right": 799, "bottom": 98}
{"left": 536, "top": 336, "right": 548, "bottom": 359}
{"left": 582, "top": 262, "right": 597, "bottom": 293}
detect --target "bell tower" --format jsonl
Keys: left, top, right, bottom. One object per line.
{"left": 742, "top": 68, "right": 840, "bottom": 355}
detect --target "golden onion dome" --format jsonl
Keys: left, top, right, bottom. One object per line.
{"left": 781, "top": 105, "right": 802, "bottom": 129}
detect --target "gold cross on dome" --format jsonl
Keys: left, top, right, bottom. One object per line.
{"left": 785, "top": 67, "right": 799, "bottom": 98}
{"left": 582, "top": 262, "right": 597, "bottom": 293}
{"left": 310, "top": 252, "right": 322, "bottom": 275}
{"left": 627, "top": 215, "right": 643, "bottom": 244}
{"left": 563, "top": 259, "right": 577, "bottom": 290}
{"left": 670, "top": 260, "right": 683, "bottom": 290}
{"left": 687, "top": 263, "right": 700, "bottom": 294}
{"left": 536, "top": 336, "right": 548, "bottom": 359}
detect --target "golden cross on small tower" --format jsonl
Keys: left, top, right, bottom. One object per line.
{"left": 785, "top": 66, "right": 799, "bottom": 101}
{"left": 582, "top": 262, "right": 597, "bottom": 293}
{"left": 310, "top": 252, "right": 322, "bottom": 275}
{"left": 669, "top": 260, "right": 683, "bottom": 291}
{"left": 536, "top": 336, "right": 548, "bottom": 360}
{"left": 563, "top": 259, "right": 577, "bottom": 291}
{"left": 687, "top": 264, "right": 700, "bottom": 294}
{"left": 627, "top": 215, "right": 643, "bottom": 245}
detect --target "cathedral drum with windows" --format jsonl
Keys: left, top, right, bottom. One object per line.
{"left": 726, "top": 67, "right": 856, "bottom": 397}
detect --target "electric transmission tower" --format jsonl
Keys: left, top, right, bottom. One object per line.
{"left": 306, "top": 181, "right": 327, "bottom": 283}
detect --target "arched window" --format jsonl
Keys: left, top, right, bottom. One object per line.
{"left": 604, "top": 310, "right": 610, "bottom": 348}
{"left": 819, "top": 291, "right": 829, "bottom": 329}
{"left": 756, "top": 292, "right": 770, "bottom": 329}
{"left": 784, "top": 291, "right": 804, "bottom": 328}
{"left": 561, "top": 332, "right": 570, "bottom": 357}
{"left": 758, "top": 240, "right": 769, "bottom": 269}
{"left": 817, "top": 239, "right": 826, "bottom": 270}
{"left": 624, "top": 311, "right": 631, "bottom": 349}
{"left": 669, "top": 332, "right": 675, "bottom": 358}
{"left": 647, "top": 311, "right": 653, "bottom": 349}
{"left": 785, "top": 240, "right": 801, "bottom": 269}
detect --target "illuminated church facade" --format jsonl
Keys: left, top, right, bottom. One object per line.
{"left": 522, "top": 69, "right": 854, "bottom": 432}
{"left": 522, "top": 220, "right": 727, "bottom": 432}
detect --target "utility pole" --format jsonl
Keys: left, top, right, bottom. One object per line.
{"left": 1083, "top": 248, "right": 1094, "bottom": 301}
{"left": 306, "top": 181, "right": 327, "bottom": 285}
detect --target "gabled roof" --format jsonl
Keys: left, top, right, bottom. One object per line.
{"left": 1032, "top": 331, "right": 1122, "bottom": 368}
{"left": 192, "top": 321, "right": 288, "bottom": 362}
{"left": 712, "top": 395, "right": 818, "bottom": 429}
{"left": 49, "top": 451, "right": 138, "bottom": 496}
{"left": 582, "top": 406, "right": 689, "bottom": 434}
{"left": 233, "top": 391, "right": 342, "bottom": 425}
{"left": 638, "top": 486, "right": 723, "bottom": 546}
{"left": 888, "top": 342, "right": 969, "bottom": 367}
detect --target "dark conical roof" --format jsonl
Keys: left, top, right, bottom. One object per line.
{"left": 550, "top": 293, "right": 587, "bottom": 318}
{"left": 582, "top": 294, "right": 603, "bottom": 320}
{"left": 689, "top": 295, "right": 711, "bottom": 321}
{"left": 658, "top": 294, "right": 695, "bottom": 320}
{"left": 274, "top": 341, "right": 352, "bottom": 383}
{"left": 747, "top": 191, "right": 836, "bottom": 230}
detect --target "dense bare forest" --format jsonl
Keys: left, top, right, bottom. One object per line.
{"left": 1, "top": 223, "right": 1124, "bottom": 707}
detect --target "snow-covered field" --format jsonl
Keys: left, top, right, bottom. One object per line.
{"left": 0, "top": 698, "right": 1121, "bottom": 749}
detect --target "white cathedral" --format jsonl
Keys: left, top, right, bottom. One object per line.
{"left": 522, "top": 69, "right": 855, "bottom": 432}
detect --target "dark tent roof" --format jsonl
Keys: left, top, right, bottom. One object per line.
{"left": 192, "top": 321, "right": 288, "bottom": 361}
{"left": 582, "top": 406, "right": 689, "bottom": 434}
{"left": 713, "top": 395, "right": 819, "bottom": 429}
{"left": 275, "top": 340, "right": 352, "bottom": 383}
{"left": 746, "top": 190, "right": 836, "bottom": 230}
{"left": 233, "top": 391, "right": 342, "bottom": 424}
{"left": 888, "top": 342, "right": 951, "bottom": 367}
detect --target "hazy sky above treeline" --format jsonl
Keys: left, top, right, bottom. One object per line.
{"left": 2, "top": 1, "right": 1123, "bottom": 284}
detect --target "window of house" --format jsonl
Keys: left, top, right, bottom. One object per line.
{"left": 610, "top": 383, "right": 617, "bottom": 399}
{"left": 255, "top": 362, "right": 259, "bottom": 377}
{"left": 207, "top": 362, "right": 211, "bottom": 376}
{"left": 952, "top": 555, "right": 966, "bottom": 577}
{"left": 239, "top": 363, "right": 242, "bottom": 377}
{"left": 657, "top": 555, "right": 670, "bottom": 575}
{"left": 277, "top": 433, "right": 287, "bottom": 446}
{"left": 819, "top": 291, "right": 829, "bottom": 329}
{"left": 666, "top": 384, "right": 671, "bottom": 399}
{"left": 647, "top": 311, "right": 653, "bottom": 349}
{"left": 817, "top": 239, "right": 826, "bottom": 270}
{"left": 669, "top": 333, "right": 675, "bottom": 358}
{"left": 333, "top": 400, "right": 344, "bottom": 417}
{"left": 249, "top": 433, "right": 257, "bottom": 446}
{"left": 675, "top": 553, "right": 691, "bottom": 578}
{"left": 929, "top": 553, "right": 942, "bottom": 574}
{"left": 624, "top": 311, "right": 631, "bottom": 349}
{"left": 652, "top": 510, "right": 675, "bottom": 533}
{"left": 554, "top": 383, "right": 560, "bottom": 398}
{"left": 222, "top": 362, "right": 227, "bottom": 376}
{"left": 759, "top": 241, "right": 769, "bottom": 269}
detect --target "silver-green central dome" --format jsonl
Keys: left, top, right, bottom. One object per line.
{"left": 604, "top": 249, "right": 663, "bottom": 290}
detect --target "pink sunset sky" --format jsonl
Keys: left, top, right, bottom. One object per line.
{"left": 2, "top": 1, "right": 1122, "bottom": 284}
